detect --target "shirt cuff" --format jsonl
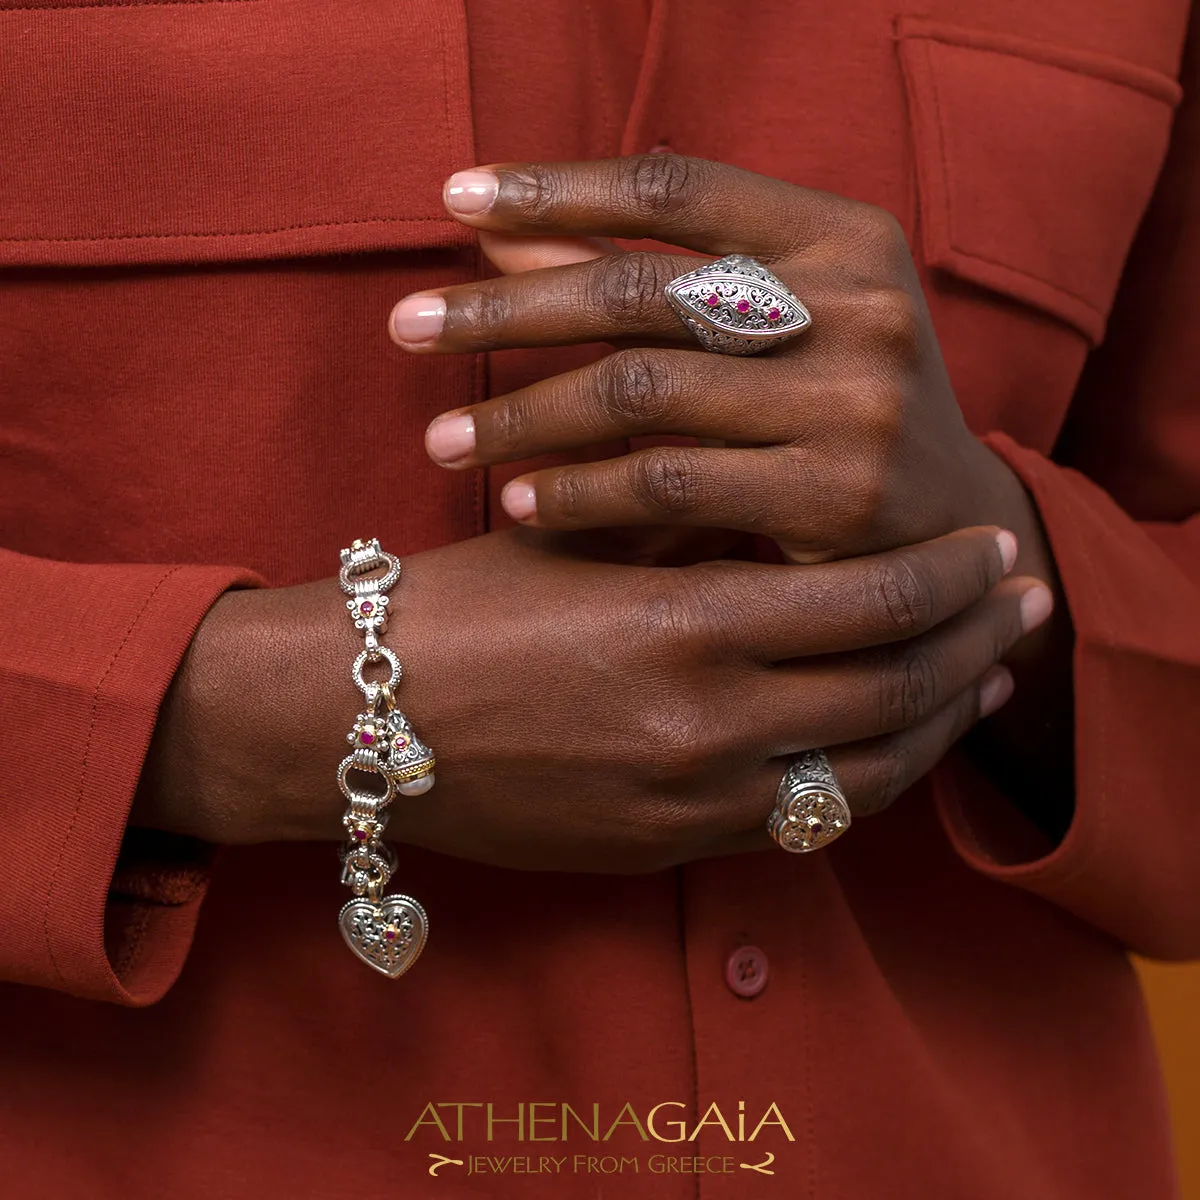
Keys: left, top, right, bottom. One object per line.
{"left": 0, "top": 555, "right": 262, "bottom": 1003}
{"left": 933, "top": 431, "right": 1200, "bottom": 959}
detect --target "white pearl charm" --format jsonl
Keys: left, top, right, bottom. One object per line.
{"left": 397, "top": 774, "right": 435, "bottom": 796}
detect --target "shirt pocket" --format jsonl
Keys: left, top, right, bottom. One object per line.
{"left": 0, "top": 0, "right": 474, "bottom": 266}
{"left": 896, "top": 16, "right": 1182, "bottom": 346}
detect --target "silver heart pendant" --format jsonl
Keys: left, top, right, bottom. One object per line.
{"left": 338, "top": 893, "right": 428, "bottom": 978}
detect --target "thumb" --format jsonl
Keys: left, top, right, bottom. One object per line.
{"left": 477, "top": 230, "right": 618, "bottom": 274}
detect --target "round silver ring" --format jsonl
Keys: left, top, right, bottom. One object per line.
{"left": 351, "top": 646, "right": 402, "bottom": 700}
{"left": 664, "top": 253, "right": 811, "bottom": 355}
{"left": 767, "top": 749, "right": 851, "bottom": 853}
{"left": 339, "top": 538, "right": 402, "bottom": 597}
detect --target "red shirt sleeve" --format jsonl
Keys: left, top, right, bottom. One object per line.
{"left": 0, "top": 550, "right": 262, "bottom": 1004}
{"left": 933, "top": 31, "right": 1200, "bottom": 961}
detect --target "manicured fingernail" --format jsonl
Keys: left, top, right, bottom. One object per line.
{"left": 996, "top": 530, "right": 1018, "bottom": 575}
{"left": 1020, "top": 585, "right": 1054, "bottom": 633}
{"left": 501, "top": 480, "right": 537, "bottom": 521}
{"left": 444, "top": 170, "right": 499, "bottom": 215}
{"left": 390, "top": 294, "right": 445, "bottom": 345}
{"left": 979, "top": 666, "right": 1015, "bottom": 717}
{"left": 426, "top": 413, "right": 476, "bottom": 464}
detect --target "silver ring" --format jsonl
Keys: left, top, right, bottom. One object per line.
{"left": 351, "top": 646, "right": 402, "bottom": 700}
{"left": 664, "top": 254, "right": 811, "bottom": 355}
{"left": 767, "top": 749, "right": 851, "bottom": 853}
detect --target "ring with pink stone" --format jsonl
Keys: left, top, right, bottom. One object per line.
{"left": 664, "top": 254, "right": 811, "bottom": 355}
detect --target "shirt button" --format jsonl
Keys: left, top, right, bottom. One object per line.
{"left": 724, "top": 944, "right": 769, "bottom": 999}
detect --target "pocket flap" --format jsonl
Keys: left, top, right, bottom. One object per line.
{"left": 896, "top": 17, "right": 1181, "bottom": 344}
{"left": 0, "top": 0, "right": 475, "bottom": 266}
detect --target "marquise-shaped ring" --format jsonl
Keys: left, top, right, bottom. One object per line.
{"left": 663, "top": 254, "right": 811, "bottom": 356}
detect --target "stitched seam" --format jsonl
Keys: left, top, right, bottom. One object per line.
{"left": 0, "top": 216, "right": 455, "bottom": 246}
{"left": 0, "top": 0, "right": 255, "bottom": 9}
{"left": 922, "top": 43, "right": 1105, "bottom": 321}
{"left": 943, "top": 246, "right": 1104, "bottom": 319}
{"left": 617, "top": 0, "right": 668, "bottom": 156}
{"left": 437, "top": 6, "right": 451, "bottom": 171}
{"left": 908, "top": 29, "right": 1179, "bottom": 104}
{"left": 42, "top": 566, "right": 185, "bottom": 987}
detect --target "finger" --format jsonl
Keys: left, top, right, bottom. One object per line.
{"left": 707, "top": 663, "right": 1013, "bottom": 856}
{"left": 425, "top": 350, "right": 805, "bottom": 469}
{"left": 749, "top": 576, "right": 1049, "bottom": 748}
{"left": 496, "top": 443, "right": 838, "bottom": 536}
{"left": 389, "top": 251, "right": 707, "bottom": 352}
{"left": 669, "top": 526, "right": 1020, "bottom": 662}
{"left": 440, "top": 156, "right": 851, "bottom": 259}
{"left": 477, "top": 230, "right": 616, "bottom": 274}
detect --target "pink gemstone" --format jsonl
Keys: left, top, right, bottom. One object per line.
{"left": 359, "top": 730, "right": 376, "bottom": 745}
{"left": 360, "top": 601, "right": 374, "bottom": 615}
{"left": 705, "top": 293, "right": 720, "bottom": 307}
{"left": 353, "top": 829, "right": 367, "bottom": 841}
{"left": 384, "top": 929, "right": 397, "bottom": 942}
{"left": 736, "top": 299, "right": 750, "bottom": 314}
{"left": 767, "top": 307, "right": 781, "bottom": 322}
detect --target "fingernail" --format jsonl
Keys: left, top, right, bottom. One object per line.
{"left": 390, "top": 294, "right": 446, "bottom": 345}
{"left": 501, "top": 480, "right": 537, "bottom": 521}
{"left": 444, "top": 170, "right": 499, "bottom": 215}
{"left": 979, "top": 666, "right": 1015, "bottom": 717}
{"left": 426, "top": 413, "right": 476, "bottom": 464}
{"left": 1020, "top": 585, "right": 1054, "bottom": 633}
{"left": 996, "top": 530, "right": 1018, "bottom": 575}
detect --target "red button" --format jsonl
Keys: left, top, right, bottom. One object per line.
{"left": 724, "top": 945, "right": 769, "bottom": 998}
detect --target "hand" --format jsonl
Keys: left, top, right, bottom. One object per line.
{"left": 387, "top": 154, "right": 1074, "bottom": 836}
{"left": 133, "top": 525, "right": 1050, "bottom": 872}
{"left": 388, "top": 154, "right": 1032, "bottom": 566}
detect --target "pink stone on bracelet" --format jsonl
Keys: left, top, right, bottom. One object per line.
{"left": 333, "top": 538, "right": 432, "bottom": 978}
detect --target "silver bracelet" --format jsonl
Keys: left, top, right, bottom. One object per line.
{"left": 335, "top": 538, "right": 433, "bottom": 978}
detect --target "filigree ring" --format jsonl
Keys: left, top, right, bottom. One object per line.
{"left": 767, "top": 749, "right": 851, "bottom": 853}
{"left": 664, "top": 254, "right": 811, "bottom": 355}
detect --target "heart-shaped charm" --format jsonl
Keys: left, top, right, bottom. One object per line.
{"left": 338, "top": 893, "right": 428, "bottom": 978}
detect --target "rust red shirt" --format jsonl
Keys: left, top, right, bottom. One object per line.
{"left": 1, "top": 1, "right": 1198, "bottom": 1196}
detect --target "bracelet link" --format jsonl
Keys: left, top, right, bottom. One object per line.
{"left": 335, "top": 537, "right": 432, "bottom": 978}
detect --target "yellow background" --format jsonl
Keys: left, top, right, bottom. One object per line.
{"left": 1138, "top": 960, "right": 1200, "bottom": 1196}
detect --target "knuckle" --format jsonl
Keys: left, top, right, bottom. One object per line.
{"left": 588, "top": 252, "right": 669, "bottom": 328}
{"left": 502, "top": 164, "right": 560, "bottom": 224}
{"left": 456, "top": 281, "right": 514, "bottom": 340}
{"left": 546, "top": 468, "right": 591, "bottom": 525}
{"left": 881, "top": 643, "right": 941, "bottom": 728}
{"left": 597, "top": 350, "right": 676, "bottom": 427}
{"left": 631, "top": 447, "right": 704, "bottom": 517}
{"left": 636, "top": 693, "right": 714, "bottom": 784}
{"left": 486, "top": 399, "right": 530, "bottom": 456}
{"left": 849, "top": 375, "right": 905, "bottom": 444}
{"left": 847, "top": 202, "right": 908, "bottom": 260}
{"left": 637, "top": 571, "right": 726, "bottom": 651}
{"left": 871, "top": 554, "right": 936, "bottom": 637}
{"left": 823, "top": 464, "right": 889, "bottom": 548}
{"left": 848, "top": 287, "right": 922, "bottom": 361}
{"left": 618, "top": 153, "right": 699, "bottom": 218}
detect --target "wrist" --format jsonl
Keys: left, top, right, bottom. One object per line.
{"left": 133, "top": 581, "right": 358, "bottom": 843}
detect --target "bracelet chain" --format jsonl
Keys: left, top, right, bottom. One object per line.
{"left": 334, "top": 538, "right": 432, "bottom": 978}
